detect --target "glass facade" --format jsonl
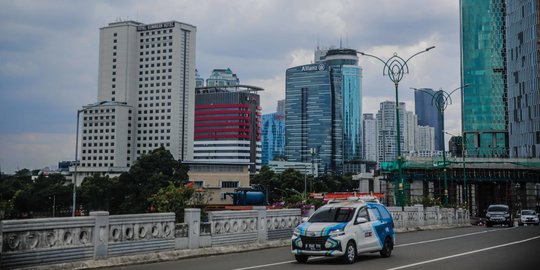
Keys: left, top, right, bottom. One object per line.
{"left": 261, "top": 112, "right": 285, "bottom": 164}
{"left": 285, "top": 49, "right": 362, "bottom": 174}
{"left": 506, "top": 0, "right": 540, "bottom": 158}
{"left": 286, "top": 63, "right": 333, "bottom": 172}
{"left": 341, "top": 65, "right": 363, "bottom": 162}
{"left": 461, "top": 0, "right": 509, "bottom": 157}
{"left": 414, "top": 88, "right": 443, "bottom": 151}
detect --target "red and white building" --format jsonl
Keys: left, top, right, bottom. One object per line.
{"left": 194, "top": 85, "right": 263, "bottom": 174}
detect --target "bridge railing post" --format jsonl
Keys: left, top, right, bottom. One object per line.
{"left": 253, "top": 206, "right": 267, "bottom": 244}
{"left": 90, "top": 211, "right": 110, "bottom": 259}
{"left": 184, "top": 208, "right": 201, "bottom": 249}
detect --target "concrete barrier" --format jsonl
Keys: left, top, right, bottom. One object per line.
{"left": 1, "top": 206, "right": 468, "bottom": 269}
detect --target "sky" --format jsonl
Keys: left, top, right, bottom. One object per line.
{"left": 0, "top": 0, "right": 462, "bottom": 174}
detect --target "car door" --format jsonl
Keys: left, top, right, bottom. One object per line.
{"left": 371, "top": 204, "right": 394, "bottom": 249}
{"left": 354, "top": 206, "right": 377, "bottom": 253}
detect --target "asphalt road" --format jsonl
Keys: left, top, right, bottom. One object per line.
{"left": 108, "top": 225, "right": 540, "bottom": 270}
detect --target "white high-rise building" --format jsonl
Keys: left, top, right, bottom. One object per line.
{"left": 376, "top": 101, "right": 406, "bottom": 162}
{"left": 76, "top": 20, "right": 196, "bottom": 181}
{"left": 362, "top": 113, "right": 378, "bottom": 161}
{"left": 404, "top": 111, "right": 417, "bottom": 153}
{"left": 415, "top": 125, "right": 436, "bottom": 156}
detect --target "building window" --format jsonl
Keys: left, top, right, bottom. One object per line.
{"left": 221, "top": 181, "right": 239, "bottom": 188}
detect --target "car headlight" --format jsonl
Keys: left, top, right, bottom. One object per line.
{"left": 293, "top": 228, "right": 301, "bottom": 237}
{"left": 329, "top": 229, "right": 346, "bottom": 237}
{"left": 486, "top": 213, "right": 491, "bottom": 218}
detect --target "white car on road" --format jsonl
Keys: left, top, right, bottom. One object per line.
{"left": 291, "top": 198, "right": 395, "bottom": 264}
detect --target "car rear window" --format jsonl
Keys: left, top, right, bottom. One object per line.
{"left": 488, "top": 206, "right": 509, "bottom": 212}
{"left": 309, "top": 207, "right": 355, "bottom": 222}
{"left": 376, "top": 205, "right": 392, "bottom": 220}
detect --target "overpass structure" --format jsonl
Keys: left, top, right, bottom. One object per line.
{"left": 380, "top": 157, "right": 540, "bottom": 216}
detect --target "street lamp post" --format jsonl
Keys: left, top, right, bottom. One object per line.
{"left": 72, "top": 101, "right": 107, "bottom": 217}
{"left": 411, "top": 85, "right": 469, "bottom": 207}
{"left": 357, "top": 46, "right": 435, "bottom": 207}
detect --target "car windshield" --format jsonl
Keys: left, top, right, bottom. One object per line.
{"left": 522, "top": 210, "right": 536, "bottom": 215}
{"left": 488, "top": 206, "right": 508, "bottom": 212}
{"left": 309, "top": 207, "right": 356, "bottom": 223}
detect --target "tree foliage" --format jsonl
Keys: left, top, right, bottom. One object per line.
{"left": 78, "top": 174, "right": 118, "bottom": 211}
{"left": 251, "top": 166, "right": 356, "bottom": 204}
{"left": 10, "top": 173, "right": 72, "bottom": 216}
{"left": 149, "top": 182, "right": 211, "bottom": 222}
{"left": 113, "top": 147, "right": 189, "bottom": 214}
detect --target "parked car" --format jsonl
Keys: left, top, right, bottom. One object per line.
{"left": 485, "top": 204, "right": 513, "bottom": 227}
{"left": 518, "top": 210, "right": 539, "bottom": 226}
{"left": 291, "top": 197, "right": 394, "bottom": 264}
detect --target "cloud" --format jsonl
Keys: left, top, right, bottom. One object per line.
{"left": 0, "top": 133, "right": 74, "bottom": 172}
{"left": 0, "top": 0, "right": 462, "bottom": 173}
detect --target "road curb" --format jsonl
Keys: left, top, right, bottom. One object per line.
{"left": 22, "top": 225, "right": 471, "bottom": 270}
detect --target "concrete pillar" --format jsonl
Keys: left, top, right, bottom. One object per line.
{"left": 90, "top": 211, "right": 109, "bottom": 259}
{"left": 253, "top": 206, "right": 267, "bottom": 244}
{"left": 415, "top": 205, "right": 425, "bottom": 227}
{"left": 184, "top": 208, "right": 201, "bottom": 249}
{"left": 434, "top": 206, "right": 441, "bottom": 225}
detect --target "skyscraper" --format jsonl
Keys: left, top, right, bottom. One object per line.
{"left": 261, "top": 112, "right": 285, "bottom": 165}
{"left": 285, "top": 48, "right": 362, "bottom": 174}
{"left": 404, "top": 111, "right": 418, "bottom": 153}
{"left": 376, "top": 101, "right": 406, "bottom": 162}
{"left": 415, "top": 125, "right": 436, "bottom": 154}
{"left": 78, "top": 20, "right": 196, "bottom": 179}
{"left": 460, "top": 0, "right": 508, "bottom": 157}
{"left": 506, "top": 0, "right": 540, "bottom": 158}
{"left": 362, "top": 113, "right": 378, "bottom": 162}
{"left": 206, "top": 68, "right": 240, "bottom": 87}
{"left": 194, "top": 85, "right": 262, "bottom": 174}
{"left": 415, "top": 88, "right": 443, "bottom": 151}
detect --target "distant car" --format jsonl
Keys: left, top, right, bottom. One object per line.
{"left": 485, "top": 204, "right": 513, "bottom": 227}
{"left": 518, "top": 210, "right": 539, "bottom": 226}
{"left": 291, "top": 197, "right": 394, "bottom": 264}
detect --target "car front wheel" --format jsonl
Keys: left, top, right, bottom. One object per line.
{"left": 342, "top": 241, "right": 357, "bottom": 264}
{"left": 380, "top": 237, "right": 393, "bottom": 258}
{"left": 294, "top": 254, "right": 309, "bottom": 263}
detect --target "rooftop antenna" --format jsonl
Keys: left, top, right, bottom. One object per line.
{"left": 339, "top": 35, "right": 343, "bottom": 48}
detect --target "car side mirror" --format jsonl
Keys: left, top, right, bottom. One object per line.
{"left": 355, "top": 217, "right": 368, "bottom": 224}
{"left": 301, "top": 217, "right": 309, "bottom": 223}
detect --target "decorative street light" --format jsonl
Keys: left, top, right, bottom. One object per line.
{"left": 411, "top": 85, "right": 469, "bottom": 207}
{"left": 357, "top": 46, "right": 435, "bottom": 207}
{"left": 72, "top": 101, "right": 107, "bottom": 217}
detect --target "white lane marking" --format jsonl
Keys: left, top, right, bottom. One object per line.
{"left": 231, "top": 260, "right": 296, "bottom": 270}
{"left": 232, "top": 228, "right": 516, "bottom": 270}
{"left": 395, "top": 227, "right": 515, "bottom": 247}
{"left": 386, "top": 235, "right": 540, "bottom": 270}
{"left": 231, "top": 257, "right": 329, "bottom": 270}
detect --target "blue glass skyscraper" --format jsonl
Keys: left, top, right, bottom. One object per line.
{"left": 285, "top": 48, "right": 362, "bottom": 174}
{"left": 461, "top": 0, "right": 508, "bottom": 157}
{"left": 506, "top": 0, "right": 540, "bottom": 158}
{"left": 415, "top": 88, "right": 443, "bottom": 151}
{"left": 261, "top": 112, "right": 285, "bottom": 165}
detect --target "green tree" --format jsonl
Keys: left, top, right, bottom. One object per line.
{"left": 279, "top": 168, "right": 305, "bottom": 194}
{"left": 78, "top": 174, "right": 119, "bottom": 211}
{"left": 12, "top": 173, "right": 72, "bottom": 215}
{"left": 250, "top": 166, "right": 283, "bottom": 203}
{"left": 115, "top": 147, "right": 189, "bottom": 214}
{"left": 1, "top": 170, "right": 33, "bottom": 218}
{"left": 149, "top": 182, "right": 210, "bottom": 222}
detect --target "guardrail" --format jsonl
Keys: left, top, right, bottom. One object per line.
{"left": 1, "top": 205, "right": 468, "bottom": 269}
{"left": 387, "top": 205, "right": 470, "bottom": 229}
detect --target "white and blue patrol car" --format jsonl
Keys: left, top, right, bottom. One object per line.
{"left": 291, "top": 198, "right": 395, "bottom": 264}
